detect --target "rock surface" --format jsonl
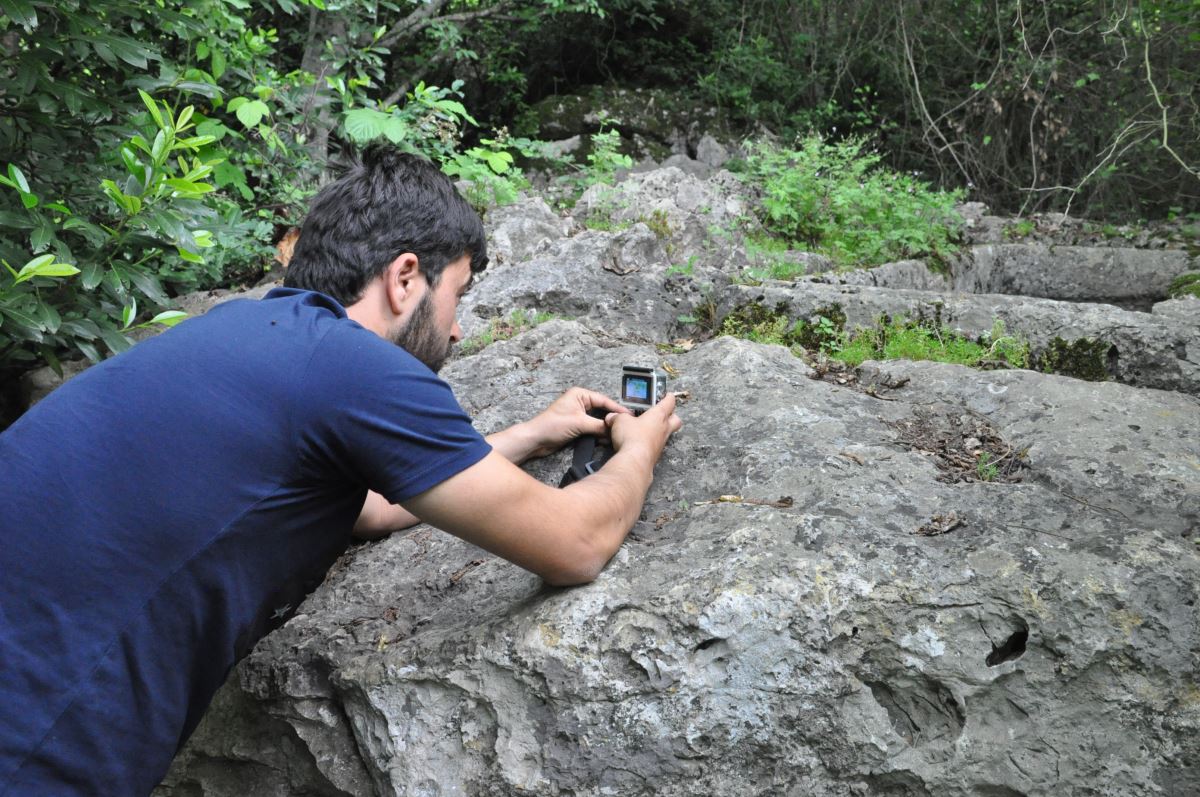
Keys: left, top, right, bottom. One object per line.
{"left": 50, "top": 163, "right": 1186, "bottom": 797}
{"left": 159, "top": 323, "right": 1200, "bottom": 797}
{"left": 721, "top": 282, "right": 1200, "bottom": 395}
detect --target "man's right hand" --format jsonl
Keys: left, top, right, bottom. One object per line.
{"left": 606, "top": 392, "right": 683, "bottom": 462}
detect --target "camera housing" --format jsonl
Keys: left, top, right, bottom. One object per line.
{"left": 619, "top": 365, "right": 668, "bottom": 415}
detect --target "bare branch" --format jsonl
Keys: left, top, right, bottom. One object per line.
{"left": 1142, "top": 36, "right": 1200, "bottom": 181}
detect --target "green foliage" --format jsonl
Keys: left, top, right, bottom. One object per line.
{"left": 718, "top": 302, "right": 1030, "bottom": 372}
{"left": 585, "top": 119, "right": 634, "bottom": 183}
{"left": 459, "top": 308, "right": 556, "bottom": 355}
{"left": 1004, "top": 219, "right": 1037, "bottom": 239}
{"left": 1168, "top": 271, "right": 1200, "bottom": 299}
{"left": 1036, "top": 337, "right": 1111, "bottom": 381}
{"left": 741, "top": 234, "right": 812, "bottom": 282}
{"left": 976, "top": 451, "right": 1000, "bottom": 482}
{"left": 0, "top": 90, "right": 224, "bottom": 369}
{"left": 830, "top": 316, "right": 1028, "bottom": 370}
{"left": 744, "top": 137, "right": 965, "bottom": 268}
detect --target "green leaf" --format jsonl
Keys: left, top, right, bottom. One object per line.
{"left": 150, "top": 310, "right": 187, "bottom": 327}
{"left": 344, "top": 108, "right": 386, "bottom": 142}
{"left": 211, "top": 48, "right": 227, "bottom": 79}
{"left": 382, "top": 117, "right": 407, "bottom": 144}
{"left": 30, "top": 219, "right": 54, "bottom": 251}
{"left": 138, "top": 89, "right": 165, "bottom": 129}
{"left": 80, "top": 262, "right": 103, "bottom": 290}
{"left": 8, "top": 164, "right": 30, "bottom": 193}
{"left": 99, "top": 327, "right": 132, "bottom": 355}
{"left": 0, "top": 210, "right": 35, "bottom": 230}
{"left": 165, "top": 178, "right": 213, "bottom": 196}
{"left": 100, "top": 35, "right": 158, "bottom": 69}
{"left": 121, "top": 298, "right": 137, "bottom": 329}
{"left": 36, "top": 301, "right": 62, "bottom": 334}
{"left": 150, "top": 129, "right": 168, "bottom": 162}
{"left": 484, "top": 150, "right": 513, "bottom": 173}
{"left": 433, "top": 99, "right": 478, "bottom": 126}
{"left": 76, "top": 340, "right": 101, "bottom": 364}
{"left": 0, "top": 0, "right": 37, "bottom": 30}
{"left": 62, "top": 318, "right": 101, "bottom": 340}
{"left": 195, "top": 119, "right": 230, "bottom": 141}
{"left": 20, "top": 191, "right": 38, "bottom": 209}
{"left": 14, "top": 254, "right": 79, "bottom": 284}
{"left": 2, "top": 304, "right": 44, "bottom": 339}
{"left": 128, "top": 269, "right": 169, "bottom": 304}
{"left": 234, "top": 100, "right": 269, "bottom": 128}
{"left": 40, "top": 345, "right": 63, "bottom": 378}
{"left": 63, "top": 217, "right": 107, "bottom": 247}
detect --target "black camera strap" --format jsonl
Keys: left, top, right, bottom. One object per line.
{"left": 558, "top": 409, "right": 614, "bottom": 488}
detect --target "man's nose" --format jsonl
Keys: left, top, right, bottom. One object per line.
{"left": 450, "top": 319, "right": 463, "bottom": 344}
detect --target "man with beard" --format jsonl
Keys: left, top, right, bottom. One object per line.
{"left": 0, "top": 144, "right": 682, "bottom": 796}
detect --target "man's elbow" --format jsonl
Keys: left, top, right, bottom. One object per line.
{"left": 537, "top": 528, "right": 614, "bottom": 587}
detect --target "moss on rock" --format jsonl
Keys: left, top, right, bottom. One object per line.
{"left": 1035, "top": 337, "right": 1112, "bottom": 381}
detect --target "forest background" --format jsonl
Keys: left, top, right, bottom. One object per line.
{"left": 0, "top": 0, "right": 1196, "bottom": 412}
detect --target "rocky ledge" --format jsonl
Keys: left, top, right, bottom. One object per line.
{"left": 87, "top": 161, "right": 1195, "bottom": 797}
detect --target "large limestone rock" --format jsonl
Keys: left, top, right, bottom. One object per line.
{"left": 722, "top": 282, "right": 1200, "bottom": 395}
{"left": 79, "top": 163, "right": 1191, "bottom": 797}
{"left": 159, "top": 322, "right": 1200, "bottom": 796}
{"left": 953, "top": 244, "right": 1195, "bottom": 309}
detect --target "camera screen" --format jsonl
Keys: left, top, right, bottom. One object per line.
{"left": 622, "top": 375, "right": 651, "bottom": 404}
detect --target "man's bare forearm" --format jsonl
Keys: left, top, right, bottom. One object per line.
{"left": 551, "top": 441, "right": 657, "bottom": 581}
{"left": 354, "top": 421, "right": 544, "bottom": 538}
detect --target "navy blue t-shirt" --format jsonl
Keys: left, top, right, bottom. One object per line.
{"left": 0, "top": 288, "right": 491, "bottom": 795}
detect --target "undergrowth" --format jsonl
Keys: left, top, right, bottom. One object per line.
{"left": 719, "top": 303, "right": 1030, "bottom": 370}
{"left": 742, "top": 136, "right": 965, "bottom": 270}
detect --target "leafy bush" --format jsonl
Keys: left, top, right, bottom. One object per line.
{"left": 744, "top": 136, "right": 965, "bottom": 269}
{"left": 0, "top": 91, "right": 220, "bottom": 371}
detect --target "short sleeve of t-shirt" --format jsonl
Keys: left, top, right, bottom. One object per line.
{"left": 295, "top": 321, "right": 491, "bottom": 503}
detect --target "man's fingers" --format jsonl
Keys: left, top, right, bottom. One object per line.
{"left": 578, "top": 387, "right": 628, "bottom": 415}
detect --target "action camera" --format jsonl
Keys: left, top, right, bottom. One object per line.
{"left": 619, "top": 365, "right": 668, "bottom": 415}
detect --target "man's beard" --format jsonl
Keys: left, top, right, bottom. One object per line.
{"left": 391, "top": 292, "right": 452, "bottom": 373}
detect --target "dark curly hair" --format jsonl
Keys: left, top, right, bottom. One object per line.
{"left": 284, "top": 143, "right": 488, "bottom": 306}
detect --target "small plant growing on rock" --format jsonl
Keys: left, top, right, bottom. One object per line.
{"left": 976, "top": 451, "right": 999, "bottom": 482}
{"left": 1168, "top": 271, "right": 1200, "bottom": 299}
{"left": 1004, "top": 219, "right": 1036, "bottom": 239}
{"left": 459, "top": 308, "right": 556, "bottom": 356}
{"left": 643, "top": 209, "right": 673, "bottom": 239}
{"left": 1035, "top": 337, "right": 1112, "bottom": 381}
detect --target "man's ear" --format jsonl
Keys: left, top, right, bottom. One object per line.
{"left": 384, "top": 252, "right": 424, "bottom": 315}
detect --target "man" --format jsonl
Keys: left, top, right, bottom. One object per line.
{"left": 0, "top": 144, "right": 682, "bottom": 796}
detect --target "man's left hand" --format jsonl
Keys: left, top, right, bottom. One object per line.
{"left": 522, "top": 387, "right": 629, "bottom": 460}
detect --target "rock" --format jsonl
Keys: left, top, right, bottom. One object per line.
{"left": 695, "top": 135, "right": 730, "bottom": 169}
{"left": 485, "top": 197, "right": 570, "bottom": 266}
{"left": 955, "top": 245, "right": 1196, "bottom": 309}
{"left": 572, "top": 167, "right": 747, "bottom": 261}
{"left": 1152, "top": 295, "right": 1200, "bottom": 325}
{"left": 802, "top": 259, "right": 951, "bottom": 291}
{"left": 660, "top": 153, "right": 714, "bottom": 179}
{"left": 720, "top": 282, "right": 1200, "bottom": 394}
{"left": 457, "top": 224, "right": 707, "bottom": 343}
{"left": 160, "top": 324, "right": 1200, "bottom": 797}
